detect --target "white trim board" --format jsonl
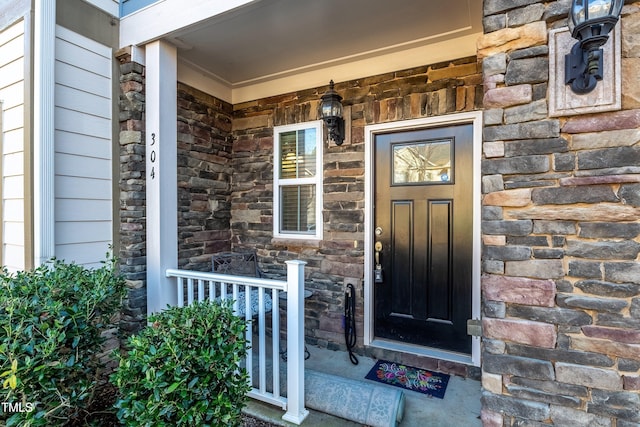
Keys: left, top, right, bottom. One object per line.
{"left": 363, "top": 111, "right": 482, "bottom": 367}
{"left": 272, "top": 120, "right": 324, "bottom": 242}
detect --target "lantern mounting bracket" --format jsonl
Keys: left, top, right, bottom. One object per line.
{"left": 564, "top": 0, "right": 623, "bottom": 94}
{"left": 565, "top": 42, "right": 603, "bottom": 94}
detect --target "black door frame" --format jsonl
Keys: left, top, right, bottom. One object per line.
{"left": 363, "top": 112, "right": 482, "bottom": 366}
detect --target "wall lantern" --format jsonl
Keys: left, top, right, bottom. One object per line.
{"left": 318, "top": 80, "right": 345, "bottom": 145}
{"left": 565, "top": 0, "right": 623, "bottom": 94}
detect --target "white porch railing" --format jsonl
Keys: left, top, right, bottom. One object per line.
{"left": 165, "top": 260, "right": 309, "bottom": 425}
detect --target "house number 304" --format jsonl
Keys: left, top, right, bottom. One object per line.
{"left": 150, "top": 133, "right": 157, "bottom": 179}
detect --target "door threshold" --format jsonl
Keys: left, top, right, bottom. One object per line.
{"left": 370, "top": 338, "right": 475, "bottom": 366}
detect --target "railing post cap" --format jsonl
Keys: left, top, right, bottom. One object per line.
{"left": 285, "top": 260, "right": 307, "bottom": 266}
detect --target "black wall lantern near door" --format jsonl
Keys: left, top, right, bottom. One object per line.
{"left": 318, "top": 80, "right": 345, "bottom": 145}
{"left": 565, "top": 0, "right": 624, "bottom": 94}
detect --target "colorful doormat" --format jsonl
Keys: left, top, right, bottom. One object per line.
{"left": 365, "top": 360, "right": 450, "bottom": 399}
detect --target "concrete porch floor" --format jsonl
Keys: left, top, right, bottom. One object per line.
{"left": 243, "top": 345, "right": 482, "bottom": 426}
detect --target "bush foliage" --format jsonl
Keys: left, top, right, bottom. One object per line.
{"left": 0, "top": 256, "right": 125, "bottom": 426}
{"left": 112, "top": 301, "right": 250, "bottom": 427}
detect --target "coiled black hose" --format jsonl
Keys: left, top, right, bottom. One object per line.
{"left": 344, "top": 283, "right": 359, "bottom": 365}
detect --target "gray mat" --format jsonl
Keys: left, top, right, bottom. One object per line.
{"left": 305, "top": 369, "right": 405, "bottom": 427}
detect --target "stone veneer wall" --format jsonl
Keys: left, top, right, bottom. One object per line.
{"left": 231, "top": 59, "right": 483, "bottom": 376}
{"left": 479, "top": 1, "right": 640, "bottom": 426}
{"left": 176, "top": 83, "right": 234, "bottom": 270}
{"left": 117, "top": 62, "right": 234, "bottom": 334}
{"left": 118, "top": 61, "right": 147, "bottom": 336}
{"left": 116, "top": 57, "right": 484, "bottom": 376}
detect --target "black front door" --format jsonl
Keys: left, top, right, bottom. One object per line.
{"left": 373, "top": 124, "right": 473, "bottom": 354}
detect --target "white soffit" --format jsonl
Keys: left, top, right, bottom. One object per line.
{"left": 119, "top": 0, "right": 258, "bottom": 47}
{"left": 121, "top": 0, "right": 482, "bottom": 103}
{"left": 227, "top": 32, "right": 481, "bottom": 104}
{"left": 82, "top": 0, "right": 120, "bottom": 17}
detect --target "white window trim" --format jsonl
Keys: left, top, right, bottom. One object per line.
{"left": 273, "top": 120, "right": 323, "bottom": 240}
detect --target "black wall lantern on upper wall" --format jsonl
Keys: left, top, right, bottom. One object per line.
{"left": 565, "top": 0, "right": 624, "bottom": 94}
{"left": 318, "top": 80, "right": 345, "bottom": 145}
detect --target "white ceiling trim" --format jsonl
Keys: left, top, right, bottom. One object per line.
{"left": 177, "top": 60, "right": 232, "bottom": 102}
{"left": 120, "top": 0, "right": 258, "bottom": 47}
{"left": 232, "top": 26, "right": 478, "bottom": 88}
{"left": 177, "top": 32, "right": 481, "bottom": 105}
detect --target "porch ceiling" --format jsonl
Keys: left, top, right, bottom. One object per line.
{"left": 121, "top": 0, "right": 482, "bottom": 103}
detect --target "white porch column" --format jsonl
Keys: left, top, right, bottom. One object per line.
{"left": 282, "top": 260, "right": 309, "bottom": 425}
{"left": 33, "top": 0, "right": 56, "bottom": 266}
{"left": 145, "top": 40, "right": 178, "bottom": 315}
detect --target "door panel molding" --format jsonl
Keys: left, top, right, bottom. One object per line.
{"left": 364, "top": 111, "right": 482, "bottom": 366}
{"left": 428, "top": 199, "right": 453, "bottom": 322}
{"left": 391, "top": 200, "right": 413, "bottom": 315}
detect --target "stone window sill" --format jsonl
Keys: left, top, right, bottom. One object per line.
{"left": 271, "top": 237, "right": 321, "bottom": 249}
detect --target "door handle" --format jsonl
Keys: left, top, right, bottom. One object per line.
{"left": 374, "top": 241, "right": 384, "bottom": 283}
{"left": 374, "top": 241, "right": 382, "bottom": 265}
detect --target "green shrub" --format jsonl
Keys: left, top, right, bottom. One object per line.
{"left": 0, "top": 255, "right": 125, "bottom": 426}
{"left": 112, "top": 301, "right": 251, "bottom": 427}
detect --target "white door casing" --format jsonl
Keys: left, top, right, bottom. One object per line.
{"left": 363, "top": 111, "right": 482, "bottom": 367}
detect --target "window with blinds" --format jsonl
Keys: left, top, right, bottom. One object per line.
{"left": 273, "top": 121, "right": 323, "bottom": 239}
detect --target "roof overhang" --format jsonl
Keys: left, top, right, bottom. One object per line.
{"left": 120, "top": 0, "right": 483, "bottom": 104}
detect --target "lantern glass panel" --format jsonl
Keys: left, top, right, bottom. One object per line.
{"left": 320, "top": 102, "right": 332, "bottom": 118}
{"left": 587, "top": 0, "right": 613, "bottom": 20}
{"left": 320, "top": 98, "right": 342, "bottom": 119}
{"left": 329, "top": 99, "right": 342, "bottom": 117}
{"left": 572, "top": 0, "right": 585, "bottom": 26}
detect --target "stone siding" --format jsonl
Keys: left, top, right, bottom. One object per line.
{"left": 479, "top": 1, "right": 640, "bottom": 425}
{"left": 117, "top": 63, "right": 235, "bottom": 333}
{"left": 117, "top": 54, "right": 483, "bottom": 379}
{"left": 231, "top": 59, "right": 482, "bottom": 376}
{"left": 118, "top": 60, "right": 147, "bottom": 336}
{"left": 177, "top": 84, "right": 234, "bottom": 270}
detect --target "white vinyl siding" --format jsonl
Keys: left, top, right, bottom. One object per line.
{"left": 54, "top": 25, "right": 113, "bottom": 267}
{"left": 0, "top": 20, "right": 26, "bottom": 271}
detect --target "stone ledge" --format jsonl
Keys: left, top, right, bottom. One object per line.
{"left": 571, "top": 336, "right": 640, "bottom": 360}
{"left": 483, "top": 274, "right": 556, "bottom": 307}
{"left": 506, "top": 204, "right": 640, "bottom": 222}
{"left": 483, "top": 318, "right": 557, "bottom": 348}
{"left": 562, "top": 109, "right": 640, "bottom": 134}
{"left": 477, "top": 21, "right": 548, "bottom": 59}
{"left": 560, "top": 174, "right": 640, "bottom": 186}
{"left": 270, "top": 238, "right": 322, "bottom": 249}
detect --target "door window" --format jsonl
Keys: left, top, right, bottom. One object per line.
{"left": 392, "top": 139, "right": 452, "bottom": 185}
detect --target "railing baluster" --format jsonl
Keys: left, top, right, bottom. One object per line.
{"left": 272, "top": 288, "right": 280, "bottom": 400}
{"left": 177, "top": 277, "right": 184, "bottom": 307}
{"left": 232, "top": 283, "right": 239, "bottom": 315}
{"left": 187, "top": 278, "right": 194, "bottom": 306}
{"left": 198, "top": 279, "right": 204, "bottom": 302}
{"left": 244, "top": 284, "right": 253, "bottom": 389}
{"left": 164, "top": 266, "right": 306, "bottom": 422}
{"left": 258, "top": 287, "right": 266, "bottom": 395}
